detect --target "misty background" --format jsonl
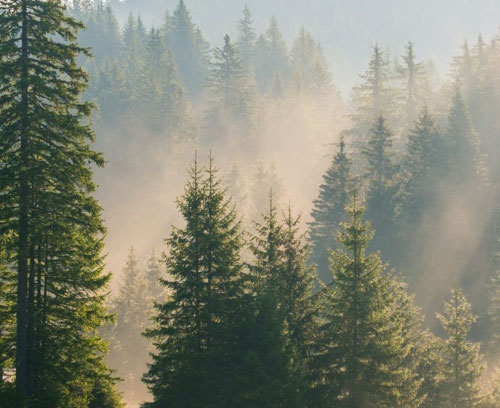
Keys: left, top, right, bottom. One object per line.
{"left": 66, "top": 1, "right": 500, "bottom": 406}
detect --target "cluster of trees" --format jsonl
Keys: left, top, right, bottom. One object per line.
{"left": 127, "top": 153, "right": 500, "bottom": 408}
{"left": 69, "top": 1, "right": 337, "bottom": 148}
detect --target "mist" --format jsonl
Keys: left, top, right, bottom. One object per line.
{"left": 57, "top": 0, "right": 500, "bottom": 407}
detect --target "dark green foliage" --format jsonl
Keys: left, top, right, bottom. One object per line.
{"left": 398, "top": 107, "right": 444, "bottom": 225}
{"left": 309, "top": 138, "right": 355, "bottom": 281}
{"left": 0, "top": 0, "right": 121, "bottom": 405}
{"left": 313, "top": 195, "right": 420, "bottom": 407}
{"left": 143, "top": 155, "right": 246, "bottom": 407}
{"left": 363, "top": 116, "right": 399, "bottom": 255}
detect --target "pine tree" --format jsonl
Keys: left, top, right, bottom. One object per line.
{"left": 141, "top": 27, "right": 189, "bottom": 135}
{"left": 143, "top": 154, "right": 246, "bottom": 408}
{"left": 437, "top": 289, "right": 484, "bottom": 408}
{"left": 399, "top": 107, "right": 443, "bottom": 225}
{"left": 205, "top": 34, "right": 257, "bottom": 145}
{"left": 309, "top": 138, "right": 355, "bottom": 282}
{"left": 350, "top": 44, "right": 394, "bottom": 147}
{"left": 280, "top": 205, "right": 318, "bottom": 379}
{"left": 163, "top": 0, "right": 209, "bottom": 95}
{"left": 290, "top": 27, "right": 333, "bottom": 97}
{"left": 249, "top": 193, "right": 285, "bottom": 293}
{"left": 363, "top": 116, "right": 398, "bottom": 256}
{"left": 313, "top": 195, "right": 418, "bottom": 407}
{"left": 254, "top": 16, "right": 290, "bottom": 91}
{"left": 0, "top": 0, "right": 120, "bottom": 404}
{"left": 445, "top": 89, "right": 483, "bottom": 189}
{"left": 397, "top": 42, "right": 430, "bottom": 127}
{"left": 236, "top": 4, "right": 256, "bottom": 71}
{"left": 109, "top": 248, "right": 151, "bottom": 405}
{"left": 145, "top": 250, "right": 165, "bottom": 301}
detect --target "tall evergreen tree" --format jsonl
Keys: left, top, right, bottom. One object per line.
{"left": 163, "top": 0, "right": 209, "bottom": 95}
{"left": 0, "top": 0, "right": 120, "bottom": 404}
{"left": 254, "top": 16, "right": 290, "bottom": 91}
{"left": 205, "top": 34, "right": 257, "bottom": 145}
{"left": 397, "top": 42, "right": 430, "bottom": 127}
{"left": 363, "top": 116, "right": 398, "bottom": 256}
{"left": 313, "top": 195, "right": 419, "bottom": 407}
{"left": 108, "top": 248, "right": 151, "bottom": 406}
{"left": 437, "top": 289, "right": 484, "bottom": 408}
{"left": 143, "top": 155, "right": 246, "bottom": 407}
{"left": 445, "top": 89, "right": 483, "bottom": 189}
{"left": 350, "top": 44, "right": 394, "bottom": 146}
{"left": 309, "top": 138, "right": 355, "bottom": 282}
{"left": 290, "top": 27, "right": 333, "bottom": 97}
{"left": 399, "top": 107, "right": 443, "bottom": 225}
{"left": 236, "top": 4, "right": 256, "bottom": 71}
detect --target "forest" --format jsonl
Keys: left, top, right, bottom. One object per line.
{"left": 1, "top": 0, "right": 500, "bottom": 407}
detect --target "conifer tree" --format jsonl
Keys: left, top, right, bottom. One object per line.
{"left": 399, "top": 107, "right": 443, "bottom": 225}
{"left": 141, "top": 27, "right": 189, "bottom": 134}
{"left": 437, "top": 289, "right": 484, "bottom": 408}
{"left": 445, "top": 89, "right": 483, "bottom": 189}
{"left": 309, "top": 138, "right": 355, "bottom": 282}
{"left": 280, "top": 205, "right": 318, "bottom": 377}
{"left": 236, "top": 4, "right": 256, "bottom": 71}
{"left": 363, "top": 116, "right": 398, "bottom": 255}
{"left": 254, "top": 16, "right": 290, "bottom": 91}
{"left": 291, "top": 27, "right": 333, "bottom": 97}
{"left": 145, "top": 250, "right": 165, "bottom": 301}
{"left": 313, "top": 195, "right": 418, "bottom": 407}
{"left": 143, "top": 155, "right": 246, "bottom": 407}
{"left": 350, "top": 44, "right": 394, "bottom": 145}
{"left": 163, "top": 0, "right": 209, "bottom": 95}
{"left": 397, "top": 42, "right": 430, "bottom": 127}
{"left": 0, "top": 0, "right": 120, "bottom": 405}
{"left": 205, "top": 34, "right": 257, "bottom": 144}
{"left": 109, "top": 248, "right": 151, "bottom": 405}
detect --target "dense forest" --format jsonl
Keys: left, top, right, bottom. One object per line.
{"left": 2, "top": 0, "right": 500, "bottom": 407}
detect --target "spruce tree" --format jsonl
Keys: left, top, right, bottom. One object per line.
{"left": 437, "top": 289, "right": 484, "bottom": 408}
{"left": 290, "top": 27, "right": 333, "bottom": 97}
{"left": 350, "top": 44, "right": 394, "bottom": 146}
{"left": 309, "top": 137, "right": 355, "bottom": 282}
{"left": 109, "top": 248, "right": 151, "bottom": 406}
{"left": 0, "top": 0, "right": 120, "bottom": 404}
{"left": 399, "top": 107, "right": 443, "bottom": 225}
{"left": 313, "top": 195, "right": 418, "bottom": 407}
{"left": 143, "top": 155, "right": 245, "bottom": 408}
{"left": 363, "top": 116, "right": 398, "bottom": 256}
{"left": 205, "top": 34, "right": 257, "bottom": 145}
{"left": 445, "top": 89, "right": 483, "bottom": 189}
{"left": 236, "top": 4, "right": 256, "bottom": 71}
{"left": 163, "top": 0, "right": 209, "bottom": 95}
{"left": 280, "top": 205, "right": 318, "bottom": 392}
{"left": 397, "top": 42, "right": 430, "bottom": 128}
{"left": 254, "top": 16, "right": 290, "bottom": 91}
